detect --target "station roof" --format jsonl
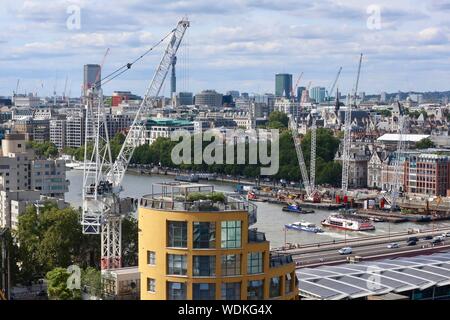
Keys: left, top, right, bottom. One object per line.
{"left": 296, "top": 251, "right": 450, "bottom": 300}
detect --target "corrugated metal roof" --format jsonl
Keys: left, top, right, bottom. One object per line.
{"left": 297, "top": 251, "right": 450, "bottom": 300}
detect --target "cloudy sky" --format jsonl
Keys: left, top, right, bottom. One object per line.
{"left": 1, "top": 0, "right": 449, "bottom": 97}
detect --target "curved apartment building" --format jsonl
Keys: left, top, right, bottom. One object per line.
{"left": 138, "top": 183, "right": 297, "bottom": 300}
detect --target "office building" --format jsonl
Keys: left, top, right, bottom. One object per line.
{"left": 296, "top": 87, "right": 306, "bottom": 102}
{"left": 310, "top": 87, "right": 326, "bottom": 103}
{"left": 0, "top": 134, "right": 69, "bottom": 228}
{"left": 275, "top": 74, "right": 292, "bottom": 98}
{"left": 226, "top": 91, "right": 240, "bottom": 100}
{"left": 50, "top": 119, "right": 66, "bottom": 150}
{"left": 138, "top": 183, "right": 297, "bottom": 300}
{"left": 174, "top": 92, "right": 194, "bottom": 107}
{"left": 274, "top": 98, "right": 301, "bottom": 118}
{"left": 84, "top": 64, "right": 101, "bottom": 96}
{"left": 144, "top": 118, "right": 194, "bottom": 145}
{"left": 195, "top": 90, "right": 223, "bottom": 108}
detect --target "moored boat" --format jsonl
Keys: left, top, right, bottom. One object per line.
{"left": 321, "top": 214, "right": 375, "bottom": 231}
{"left": 282, "top": 204, "right": 314, "bottom": 214}
{"left": 285, "top": 221, "right": 323, "bottom": 233}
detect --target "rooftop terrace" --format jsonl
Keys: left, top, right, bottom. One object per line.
{"left": 140, "top": 182, "right": 257, "bottom": 225}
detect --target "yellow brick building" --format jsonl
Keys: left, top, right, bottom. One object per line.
{"left": 138, "top": 183, "right": 297, "bottom": 300}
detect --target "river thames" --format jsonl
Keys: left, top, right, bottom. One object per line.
{"left": 66, "top": 170, "right": 450, "bottom": 248}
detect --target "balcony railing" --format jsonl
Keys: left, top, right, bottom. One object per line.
{"left": 248, "top": 228, "right": 266, "bottom": 243}
{"left": 269, "top": 253, "right": 294, "bottom": 268}
{"left": 140, "top": 183, "right": 257, "bottom": 225}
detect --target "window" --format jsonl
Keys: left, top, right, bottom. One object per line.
{"left": 167, "top": 282, "right": 186, "bottom": 300}
{"left": 193, "top": 255, "right": 216, "bottom": 277}
{"left": 168, "top": 221, "right": 187, "bottom": 248}
{"left": 221, "top": 282, "right": 241, "bottom": 300}
{"left": 285, "top": 273, "right": 293, "bottom": 294}
{"left": 221, "top": 220, "right": 241, "bottom": 249}
{"left": 247, "top": 252, "right": 263, "bottom": 274}
{"left": 147, "top": 251, "right": 156, "bottom": 265}
{"left": 247, "top": 280, "right": 264, "bottom": 300}
{"left": 269, "top": 277, "right": 281, "bottom": 298}
{"left": 193, "top": 283, "right": 216, "bottom": 300}
{"left": 221, "top": 254, "right": 241, "bottom": 276}
{"left": 167, "top": 254, "right": 187, "bottom": 275}
{"left": 193, "top": 222, "right": 216, "bottom": 248}
{"left": 147, "top": 278, "right": 155, "bottom": 293}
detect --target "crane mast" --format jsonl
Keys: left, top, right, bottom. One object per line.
{"left": 81, "top": 19, "right": 190, "bottom": 270}
{"left": 289, "top": 116, "right": 311, "bottom": 197}
{"left": 310, "top": 117, "right": 317, "bottom": 193}
{"left": 107, "top": 19, "right": 190, "bottom": 187}
{"left": 341, "top": 53, "right": 363, "bottom": 193}
{"left": 327, "top": 67, "right": 342, "bottom": 101}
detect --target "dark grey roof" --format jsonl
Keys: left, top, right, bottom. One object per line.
{"left": 296, "top": 251, "right": 450, "bottom": 300}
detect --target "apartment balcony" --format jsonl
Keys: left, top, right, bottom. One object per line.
{"left": 269, "top": 253, "right": 294, "bottom": 268}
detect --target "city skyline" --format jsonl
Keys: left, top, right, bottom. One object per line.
{"left": 1, "top": 0, "right": 450, "bottom": 97}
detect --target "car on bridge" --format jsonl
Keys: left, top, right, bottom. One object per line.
{"left": 408, "top": 236, "right": 419, "bottom": 243}
{"left": 338, "top": 247, "right": 352, "bottom": 255}
{"left": 442, "top": 232, "right": 450, "bottom": 238}
{"left": 387, "top": 243, "right": 400, "bottom": 249}
{"left": 407, "top": 240, "right": 417, "bottom": 246}
{"left": 432, "top": 236, "right": 445, "bottom": 244}
{"left": 423, "top": 235, "right": 433, "bottom": 240}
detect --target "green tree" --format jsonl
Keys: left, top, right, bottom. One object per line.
{"left": 122, "top": 216, "right": 138, "bottom": 267}
{"left": 268, "top": 111, "right": 289, "bottom": 128}
{"left": 81, "top": 267, "right": 102, "bottom": 298}
{"left": 16, "top": 203, "right": 94, "bottom": 282}
{"left": 46, "top": 267, "right": 81, "bottom": 300}
{"left": 27, "top": 141, "right": 58, "bottom": 158}
{"left": 378, "top": 109, "right": 392, "bottom": 117}
{"left": 415, "top": 138, "right": 435, "bottom": 149}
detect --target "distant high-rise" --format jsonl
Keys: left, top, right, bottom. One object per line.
{"left": 226, "top": 91, "right": 240, "bottom": 100}
{"left": 380, "top": 92, "right": 387, "bottom": 103}
{"left": 275, "top": 73, "right": 292, "bottom": 98}
{"left": 310, "top": 87, "right": 326, "bottom": 103}
{"left": 83, "top": 64, "right": 101, "bottom": 96}
{"left": 296, "top": 86, "right": 306, "bottom": 102}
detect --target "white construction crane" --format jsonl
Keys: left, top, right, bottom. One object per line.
{"left": 81, "top": 19, "right": 190, "bottom": 270}
{"left": 327, "top": 67, "right": 342, "bottom": 101}
{"left": 289, "top": 116, "right": 311, "bottom": 197}
{"left": 309, "top": 117, "right": 317, "bottom": 194}
{"left": 341, "top": 53, "right": 363, "bottom": 194}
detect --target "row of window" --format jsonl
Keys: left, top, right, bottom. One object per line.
{"left": 147, "top": 274, "right": 294, "bottom": 299}
{"left": 168, "top": 220, "right": 242, "bottom": 249}
{"left": 148, "top": 252, "right": 264, "bottom": 276}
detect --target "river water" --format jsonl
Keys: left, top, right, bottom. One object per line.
{"left": 66, "top": 170, "right": 450, "bottom": 248}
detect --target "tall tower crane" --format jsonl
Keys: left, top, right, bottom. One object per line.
{"left": 326, "top": 67, "right": 342, "bottom": 101}
{"left": 309, "top": 117, "right": 317, "bottom": 194}
{"left": 81, "top": 19, "right": 190, "bottom": 270}
{"left": 341, "top": 53, "right": 363, "bottom": 194}
{"left": 289, "top": 116, "right": 311, "bottom": 197}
